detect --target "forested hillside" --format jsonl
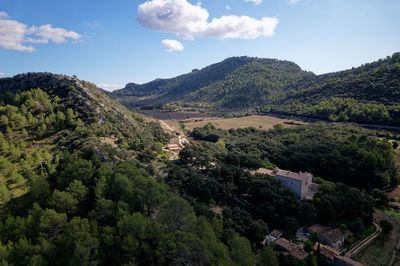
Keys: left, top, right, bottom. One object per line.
{"left": 113, "top": 52, "right": 400, "bottom": 125}
{"left": 0, "top": 73, "right": 241, "bottom": 265}
{"left": 111, "top": 56, "right": 313, "bottom": 110}
{"left": 0, "top": 73, "right": 169, "bottom": 204}
{"left": 271, "top": 52, "right": 400, "bottom": 125}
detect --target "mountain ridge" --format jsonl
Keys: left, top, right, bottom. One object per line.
{"left": 112, "top": 52, "right": 400, "bottom": 125}
{"left": 111, "top": 56, "right": 313, "bottom": 109}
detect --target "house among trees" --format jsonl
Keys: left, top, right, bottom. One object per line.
{"left": 307, "top": 224, "right": 351, "bottom": 250}
{"left": 313, "top": 243, "right": 341, "bottom": 261}
{"left": 252, "top": 168, "right": 317, "bottom": 199}
{"left": 261, "top": 229, "right": 283, "bottom": 245}
{"left": 275, "top": 238, "right": 309, "bottom": 260}
{"left": 165, "top": 144, "right": 181, "bottom": 152}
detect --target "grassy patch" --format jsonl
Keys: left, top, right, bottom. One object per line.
{"left": 361, "top": 225, "right": 376, "bottom": 239}
{"left": 384, "top": 208, "right": 400, "bottom": 221}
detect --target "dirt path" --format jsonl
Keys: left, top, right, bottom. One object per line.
{"left": 345, "top": 222, "right": 382, "bottom": 258}
{"left": 158, "top": 120, "right": 175, "bottom": 133}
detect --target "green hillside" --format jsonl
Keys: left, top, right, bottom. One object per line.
{"left": 111, "top": 56, "right": 313, "bottom": 110}
{"left": 0, "top": 73, "right": 169, "bottom": 204}
{"left": 271, "top": 52, "right": 400, "bottom": 125}
{"left": 0, "top": 73, "right": 246, "bottom": 265}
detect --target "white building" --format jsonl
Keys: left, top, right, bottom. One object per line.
{"left": 252, "top": 168, "right": 315, "bottom": 200}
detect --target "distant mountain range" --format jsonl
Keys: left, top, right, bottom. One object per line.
{"left": 111, "top": 52, "right": 400, "bottom": 125}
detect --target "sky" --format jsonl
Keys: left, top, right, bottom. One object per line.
{"left": 0, "top": 0, "right": 399, "bottom": 91}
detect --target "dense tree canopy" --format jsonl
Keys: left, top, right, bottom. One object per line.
{"left": 186, "top": 122, "right": 399, "bottom": 189}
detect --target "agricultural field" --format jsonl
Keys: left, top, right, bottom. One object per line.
{"left": 181, "top": 114, "right": 305, "bottom": 131}
{"left": 138, "top": 110, "right": 305, "bottom": 132}
{"left": 138, "top": 110, "right": 211, "bottom": 120}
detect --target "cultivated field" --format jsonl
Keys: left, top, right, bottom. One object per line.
{"left": 181, "top": 114, "right": 305, "bottom": 131}
{"left": 138, "top": 110, "right": 306, "bottom": 132}
{"left": 138, "top": 110, "right": 211, "bottom": 120}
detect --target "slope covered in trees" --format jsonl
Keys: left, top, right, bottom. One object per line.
{"left": 111, "top": 56, "right": 313, "bottom": 110}
{"left": 271, "top": 52, "right": 400, "bottom": 125}
{"left": 0, "top": 73, "right": 169, "bottom": 204}
{"left": 0, "top": 73, "right": 266, "bottom": 265}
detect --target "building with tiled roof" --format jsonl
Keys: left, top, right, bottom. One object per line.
{"left": 252, "top": 168, "right": 315, "bottom": 199}
{"left": 307, "top": 224, "right": 351, "bottom": 250}
{"left": 313, "top": 243, "right": 341, "bottom": 260}
{"left": 276, "top": 238, "right": 309, "bottom": 260}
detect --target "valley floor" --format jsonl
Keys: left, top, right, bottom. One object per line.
{"left": 138, "top": 110, "right": 306, "bottom": 132}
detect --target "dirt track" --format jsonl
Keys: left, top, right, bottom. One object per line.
{"left": 345, "top": 222, "right": 382, "bottom": 258}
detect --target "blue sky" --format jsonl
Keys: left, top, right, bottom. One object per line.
{"left": 0, "top": 0, "right": 399, "bottom": 91}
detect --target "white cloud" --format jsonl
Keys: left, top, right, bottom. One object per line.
{"left": 0, "top": 15, "right": 35, "bottom": 52}
{"left": 0, "top": 12, "right": 9, "bottom": 19}
{"left": 161, "top": 39, "right": 184, "bottom": 52}
{"left": 201, "top": 16, "right": 277, "bottom": 39}
{"left": 289, "top": 0, "right": 302, "bottom": 4}
{"left": 226, "top": 5, "right": 231, "bottom": 10}
{"left": 137, "top": 0, "right": 278, "bottom": 40}
{"left": 26, "top": 24, "right": 80, "bottom": 44}
{"left": 98, "top": 83, "right": 121, "bottom": 91}
{"left": 0, "top": 72, "right": 5, "bottom": 77}
{"left": 245, "top": 0, "right": 263, "bottom": 5}
{"left": 0, "top": 12, "right": 81, "bottom": 52}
